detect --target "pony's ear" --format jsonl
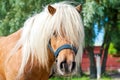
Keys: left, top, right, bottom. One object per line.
{"left": 76, "top": 4, "right": 82, "bottom": 13}
{"left": 48, "top": 5, "right": 56, "bottom": 15}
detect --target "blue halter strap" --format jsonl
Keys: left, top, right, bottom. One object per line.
{"left": 48, "top": 43, "right": 78, "bottom": 57}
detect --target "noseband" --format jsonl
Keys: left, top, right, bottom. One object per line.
{"left": 48, "top": 43, "right": 78, "bottom": 57}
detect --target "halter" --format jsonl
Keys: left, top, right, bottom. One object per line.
{"left": 48, "top": 43, "right": 78, "bottom": 57}
{"left": 48, "top": 42, "right": 78, "bottom": 78}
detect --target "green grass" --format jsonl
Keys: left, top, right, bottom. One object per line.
{"left": 49, "top": 76, "right": 89, "bottom": 80}
{"left": 49, "top": 76, "right": 111, "bottom": 80}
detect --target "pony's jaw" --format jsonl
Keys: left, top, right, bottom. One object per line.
{"left": 56, "top": 50, "right": 76, "bottom": 76}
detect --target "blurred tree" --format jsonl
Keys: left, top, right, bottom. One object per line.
{"left": 82, "top": 0, "right": 120, "bottom": 78}
{"left": 0, "top": 0, "right": 58, "bottom": 36}
{"left": 82, "top": 0, "right": 104, "bottom": 78}
{"left": 111, "top": 9, "right": 120, "bottom": 53}
{"left": 100, "top": 0, "right": 120, "bottom": 74}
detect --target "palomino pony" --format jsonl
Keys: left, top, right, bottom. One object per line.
{"left": 0, "top": 2, "right": 84, "bottom": 80}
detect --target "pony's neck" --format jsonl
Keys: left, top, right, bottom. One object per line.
{"left": 22, "top": 47, "right": 55, "bottom": 79}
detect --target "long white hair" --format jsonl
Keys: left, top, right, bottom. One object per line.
{"left": 12, "top": 2, "right": 84, "bottom": 78}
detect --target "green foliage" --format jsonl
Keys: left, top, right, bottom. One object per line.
{"left": 82, "top": 1, "right": 104, "bottom": 27}
{"left": 0, "top": 0, "right": 60, "bottom": 36}
{"left": 111, "top": 28, "right": 120, "bottom": 52}
{"left": 102, "top": 0, "right": 120, "bottom": 9}
{"left": 102, "top": 0, "right": 120, "bottom": 52}
{"left": 108, "top": 43, "right": 117, "bottom": 55}
{"left": 82, "top": 1, "right": 104, "bottom": 46}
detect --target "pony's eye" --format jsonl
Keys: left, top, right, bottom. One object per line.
{"left": 53, "top": 32, "right": 57, "bottom": 38}
{"left": 55, "top": 59, "right": 58, "bottom": 62}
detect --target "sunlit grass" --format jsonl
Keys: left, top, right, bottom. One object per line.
{"left": 49, "top": 75, "right": 111, "bottom": 80}
{"left": 49, "top": 76, "right": 89, "bottom": 80}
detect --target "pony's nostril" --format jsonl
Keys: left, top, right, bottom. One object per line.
{"left": 60, "top": 61, "right": 66, "bottom": 69}
{"left": 71, "top": 62, "right": 76, "bottom": 71}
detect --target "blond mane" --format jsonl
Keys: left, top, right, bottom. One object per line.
{"left": 12, "top": 2, "right": 84, "bottom": 78}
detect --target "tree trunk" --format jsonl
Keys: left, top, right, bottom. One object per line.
{"left": 101, "top": 8, "right": 117, "bottom": 74}
{"left": 101, "top": 28, "right": 111, "bottom": 74}
{"left": 101, "top": 42, "right": 110, "bottom": 74}
{"left": 86, "top": 47, "right": 97, "bottom": 78}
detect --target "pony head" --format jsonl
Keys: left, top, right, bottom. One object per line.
{"left": 47, "top": 3, "right": 84, "bottom": 76}
{"left": 15, "top": 2, "right": 84, "bottom": 78}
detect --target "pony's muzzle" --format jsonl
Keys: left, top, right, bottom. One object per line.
{"left": 59, "top": 60, "right": 76, "bottom": 74}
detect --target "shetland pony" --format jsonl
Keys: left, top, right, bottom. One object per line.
{"left": 0, "top": 2, "right": 84, "bottom": 80}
